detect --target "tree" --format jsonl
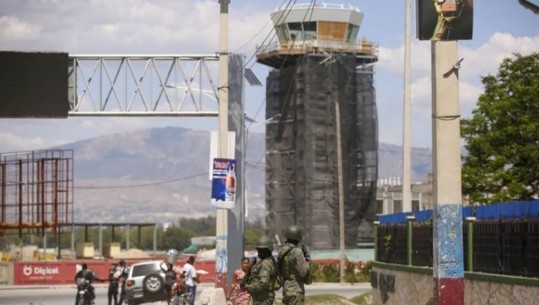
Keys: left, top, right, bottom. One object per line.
{"left": 461, "top": 52, "right": 539, "bottom": 204}
{"left": 243, "top": 218, "right": 265, "bottom": 250}
{"left": 161, "top": 226, "right": 193, "bottom": 251}
{"left": 179, "top": 216, "right": 216, "bottom": 235}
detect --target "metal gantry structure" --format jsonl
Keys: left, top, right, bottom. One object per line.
{"left": 68, "top": 54, "right": 221, "bottom": 117}
{"left": 1, "top": 54, "right": 225, "bottom": 238}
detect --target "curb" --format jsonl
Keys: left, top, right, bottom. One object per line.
{"left": 0, "top": 282, "right": 371, "bottom": 290}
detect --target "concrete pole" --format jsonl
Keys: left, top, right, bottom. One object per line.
{"left": 431, "top": 40, "right": 464, "bottom": 305}
{"left": 402, "top": 0, "right": 412, "bottom": 213}
{"left": 71, "top": 225, "right": 75, "bottom": 255}
{"left": 126, "top": 224, "right": 130, "bottom": 250}
{"left": 216, "top": 0, "right": 230, "bottom": 290}
{"left": 153, "top": 224, "right": 157, "bottom": 256}
{"left": 99, "top": 224, "right": 103, "bottom": 258}
{"left": 43, "top": 233, "right": 47, "bottom": 259}
{"left": 57, "top": 228, "right": 62, "bottom": 260}
{"left": 335, "top": 101, "right": 346, "bottom": 283}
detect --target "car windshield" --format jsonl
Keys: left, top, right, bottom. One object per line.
{"left": 131, "top": 263, "right": 161, "bottom": 277}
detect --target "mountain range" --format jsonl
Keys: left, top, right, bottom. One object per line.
{"left": 58, "top": 126, "right": 432, "bottom": 224}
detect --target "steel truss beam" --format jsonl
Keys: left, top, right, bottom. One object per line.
{"left": 68, "top": 54, "right": 220, "bottom": 117}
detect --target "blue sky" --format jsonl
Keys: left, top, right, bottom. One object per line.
{"left": 1, "top": 0, "right": 538, "bottom": 152}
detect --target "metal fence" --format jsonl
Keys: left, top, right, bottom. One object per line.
{"left": 375, "top": 200, "right": 539, "bottom": 278}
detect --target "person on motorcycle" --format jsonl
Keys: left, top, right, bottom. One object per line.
{"left": 75, "top": 263, "right": 105, "bottom": 305}
{"left": 161, "top": 262, "right": 178, "bottom": 305}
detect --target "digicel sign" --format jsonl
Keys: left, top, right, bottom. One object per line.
{"left": 14, "top": 262, "right": 112, "bottom": 285}
{"left": 22, "top": 264, "right": 60, "bottom": 276}
{"left": 13, "top": 259, "right": 216, "bottom": 285}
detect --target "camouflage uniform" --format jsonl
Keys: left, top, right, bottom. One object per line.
{"left": 245, "top": 256, "right": 277, "bottom": 305}
{"left": 279, "top": 226, "right": 312, "bottom": 305}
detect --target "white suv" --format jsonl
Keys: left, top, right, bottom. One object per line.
{"left": 124, "top": 261, "right": 168, "bottom": 305}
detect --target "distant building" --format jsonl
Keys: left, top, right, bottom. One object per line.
{"left": 376, "top": 175, "right": 434, "bottom": 214}
{"left": 257, "top": 3, "right": 378, "bottom": 249}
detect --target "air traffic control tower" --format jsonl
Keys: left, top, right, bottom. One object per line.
{"left": 257, "top": 3, "right": 379, "bottom": 249}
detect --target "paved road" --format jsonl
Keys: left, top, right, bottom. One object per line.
{"left": 0, "top": 283, "right": 371, "bottom": 305}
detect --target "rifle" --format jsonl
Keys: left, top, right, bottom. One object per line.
{"left": 240, "top": 258, "right": 256, "bottom": 288}
{"left": 300, "top": 244, "right": 313, "bottom": 284}
{"left": 301, "top": 244, "right": 311, "bottom": 262}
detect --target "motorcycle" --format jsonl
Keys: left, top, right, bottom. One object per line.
{"left": 170, "top": 291, "right": 191, "bottom": 305}
{"left": 170, "top": 282, "right": 191, "bottom": 305}
{"left": 77, "top": 279, "right": 94, "bottom": 305}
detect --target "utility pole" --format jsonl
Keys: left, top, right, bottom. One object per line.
{"left": 415, "top": 1, "right": 470, "bottom": 303}
{"left": 216, "top": 0, "right": 230, "bottom": 290}
{"left": 335, "top": 101, "right": 345, "bottom": 283}
{"left": 431, "top": 40, "right": 464, "bottom": 305}
{"left": 402, "top": 0, "right": 412, "bottom": 213}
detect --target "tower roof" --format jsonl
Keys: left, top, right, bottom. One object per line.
{"left": 256, "top": 2, "right": 377, "bottom": 69}
{"left": 271, "top": 3, "right": 364, "bottom": 28}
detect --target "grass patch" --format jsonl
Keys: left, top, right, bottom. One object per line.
{"left": 274, "top": 293, "right": 373, "bottom": 305}
{"left": 350, "top": 292, "right": 373, "bottom": 305}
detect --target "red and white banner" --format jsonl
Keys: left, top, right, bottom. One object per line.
{"left": 13, "top": 259, "right": 216, "bottom": 285}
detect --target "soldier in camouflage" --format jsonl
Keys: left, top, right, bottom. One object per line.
{"left": 278, "top": 225, "right": 312, "bottom": 305}
{"left": 243, "top": 236, "right": 278, "bottom": 305}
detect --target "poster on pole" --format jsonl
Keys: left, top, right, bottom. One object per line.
{"left": 416, "top": 0, "right": 473, "bottom": 41}
{"left": 211, "top": 158, "right": 237, "bottom": 209}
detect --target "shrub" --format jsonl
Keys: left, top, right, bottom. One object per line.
{"left": 311, "top": 260, "right": 372, "bottom": 283}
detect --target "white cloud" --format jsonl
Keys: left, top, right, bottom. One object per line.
{"left": 0, "top": 16, "right": 41, "bottom": 41}
{"left": 1, "top": 1, "right": 538, "bottom": 150}
{"left": 377, "top": 45, "right": 403, "bottom": 74}
{"left": 79, "top": 117, "right": 152, "bottom": 133}
{"left": 411, "top": 76, "right": 431, "bottom": 105}
{"left": 460, "top": 33, "right": 539, "bottom": 82}
{"left": 375, "top": 32, "right": 539, "bottom": 147}
{"left": 379, "top": 33, "right": 539, "bottom": 86}
{"left": 459, "top": 81, "right": 484, "bottom": 118}
{"left": 0, "top": 132, "right": 47, "bottom": 152}
{"left": 377, "top": 41, "right": 432, "bottom": 78}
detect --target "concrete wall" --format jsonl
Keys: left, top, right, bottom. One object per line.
{"left": 0, "top": 259, "right": 216, "bottom": 286}
{"left": 0, "top": 263, "right": 13, "bottom": 285}
{"left": 372, "top": 266, "right": 539, "bottom": 305}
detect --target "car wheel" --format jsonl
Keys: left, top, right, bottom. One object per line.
{"left": 143, "top": 273, "right": 164, "bottom": 295}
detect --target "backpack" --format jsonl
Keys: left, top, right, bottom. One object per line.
{"left": 164, "top": 269, "right": 176, "bottom": 286}
{"left": 271, "top": 258, "right": 283, "bottom": 291}
{"left": 278, "top": 246, "right": 313, "bottom": 286}
{"left": 273, "top": 247, "right": 293, "bottom": 291}
{"left": 76, "top": 270, "right": 90, "bottom": 288}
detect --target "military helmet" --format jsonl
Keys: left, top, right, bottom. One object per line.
{"left": 285, "top": 225, "right": 302, "bottom": 242}
{"left": 256, "top": 236, "right": 274, "bottom": 250}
